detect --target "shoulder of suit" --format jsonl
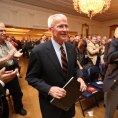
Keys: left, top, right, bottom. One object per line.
{"left": 65, "top": 42, "right": 75, "bottom": 48}
{"left": 111, "top": 38, "right": 118, "bottom": 42}
{"left": 111, "top": 38, "right": 118, "bottom": 45}
{"left": 32, "top": 40, "right": 50, "bottom": 52}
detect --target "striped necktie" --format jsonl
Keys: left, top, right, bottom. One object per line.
{"left": 60, "top": 46, "right": 68, "bottom": 74}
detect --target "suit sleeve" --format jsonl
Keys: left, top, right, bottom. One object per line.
{"left": 26, "top": 50, "right": 51, "bottom": 97}
{"left": 107, "top": 39, "right": 118, "bottom": 63}
{"left": 0, "top": 84, "right": 6, "bottom": 98}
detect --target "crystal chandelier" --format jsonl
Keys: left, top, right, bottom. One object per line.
{"left": 73, "top": 0, "right": 111, "bottom": 19}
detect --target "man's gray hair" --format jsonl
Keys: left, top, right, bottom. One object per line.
{"left": 48, "top": 14, "right": 67, "bottom": 28}
{"left": 0, "top": 22, "right": 5, "bottom": 29}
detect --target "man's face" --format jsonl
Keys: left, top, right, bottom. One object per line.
{"left": 75, "top": 35, "right": 81, "bottom": 42}
{"left": 0, "top": 24, "right": 6, "bottom": 42}
{"left": 97, "top": 36, "right": 101, "bottom": 41}
{"left": 42, "top": 35, "right": 47, "bottom": 40}
{"left": 49, "top": 17, "right": 69, "bottom": 44}
{"left": 91, "top": 37, "right": 97, "bottom": 44}
{"left": 69, "top": 36, "right": 74, "bottom": 42}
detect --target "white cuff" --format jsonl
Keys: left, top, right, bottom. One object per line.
{"left": 0, "top": 80, "right": 5, "bottom": 87}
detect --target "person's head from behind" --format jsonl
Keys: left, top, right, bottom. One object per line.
{"left": 114, "top": 27, "right": 118, "bottom": 38}
{"left": 48, "top": 14, "right": 69, "bottom": 45}
{"left": 0, "top": 22, "right": 6, "bottom": 42}
{"left": 77, "top": 40, "right": 87, "bottom": 52}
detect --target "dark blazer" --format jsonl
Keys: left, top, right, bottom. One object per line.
{"left": 26, "top": 40, "right": 79, "bottom": 118}
{"left": 103, "top": 41, "right": 111, "bottom": 63}
{"left": 103, "top": 38, "right": 118, "bottom": 92}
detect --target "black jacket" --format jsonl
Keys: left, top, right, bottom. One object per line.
{"left": 26, "top": 40, "right": 80, "bottom": 118}
{"left": 103, "top": 38, "right": 118, "bottom": 92}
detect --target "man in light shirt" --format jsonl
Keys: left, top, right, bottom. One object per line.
{"left": 0, "top": 22, "right": 27, "bottom": 116}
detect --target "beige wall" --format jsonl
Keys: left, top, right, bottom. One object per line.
{"left": 0, "top": 0, "right": 117, "bottom": 38}
{"left": 102, "top": 19, "right": 118, "bottom": 38}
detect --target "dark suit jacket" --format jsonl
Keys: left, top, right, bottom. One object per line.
{"left": 103, "top": 38, "right": 118, "bottom": 92}
{"left": 26, "top": 40, "right": 80, "bottom": 118}
{"left": 103, "top": 41, "right": 111, "bottom": 63}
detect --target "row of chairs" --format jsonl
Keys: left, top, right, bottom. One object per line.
{"left": 77, "top": 80, "right": 104, "bottom": 117}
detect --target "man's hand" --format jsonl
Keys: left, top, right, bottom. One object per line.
{"left": 7, "top": 49, "right": 16, "bottom": 60}
{"left": 77, "top": 78, "right": 86, "bottom": 92}
{"left": 99, "top": 45, "right": 103, "bottom": 50}
{"left": 48, "top": 86, "right": 66, "bottom": 99}
{"left": 14, "top": 49, "right": 23, "bottom": 58}
{"left": 0, "top": 67, "right": 17, "bottom": 84}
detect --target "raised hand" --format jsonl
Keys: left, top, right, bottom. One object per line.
{"left": 14, "top": 49, "right": 23, "bottom": 58}
{"left": 7, "top": 49, "right": 16, "bottom": 60}
{"left": 0, "top": 67, "right": 17, "bottom": 84}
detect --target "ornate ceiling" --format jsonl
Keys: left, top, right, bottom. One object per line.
{"left": 14, "top": 0, "right": 118, "bottom": 22}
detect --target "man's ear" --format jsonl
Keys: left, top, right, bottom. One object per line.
{"left": 48, "top": 27, "right": 53, "bottom": 34}
{"left": 48, "top": 27, "right": 52, "bottom": 32}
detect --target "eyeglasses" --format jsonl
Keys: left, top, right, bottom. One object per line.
{"left": 0, "top": 29, "right": 6, "bottom": 32}
{"left": 53, "top": 24, "right": 68, "bottom": 30}
{"left": 0, "top": 30, "right": 6, "bottom": 34}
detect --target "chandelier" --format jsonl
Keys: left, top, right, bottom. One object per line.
{"left": 73, "top": 0, "right": 111, "bottom": 19}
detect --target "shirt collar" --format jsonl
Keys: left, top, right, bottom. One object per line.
{"left": 51, "top": 38, "right": 66, "bottom": 51}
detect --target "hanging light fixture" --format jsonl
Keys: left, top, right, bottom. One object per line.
{"left": 73, "top": 0, "right": 111, "bottom": 19}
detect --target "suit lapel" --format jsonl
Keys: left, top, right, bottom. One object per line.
{"left": 46, "top": 41, "right": 64, "bottom": 77}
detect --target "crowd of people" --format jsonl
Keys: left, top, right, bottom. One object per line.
{"left": 0, "top": 13, "right": 118, "bottom": 118}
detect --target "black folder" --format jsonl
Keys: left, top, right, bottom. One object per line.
{"left": 50, "top": 77, "right": 82, "bottom": 111}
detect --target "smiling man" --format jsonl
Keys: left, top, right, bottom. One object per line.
{"left": 26, "top": 14, "right": 86, "bottom": 118}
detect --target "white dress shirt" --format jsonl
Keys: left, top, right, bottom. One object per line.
{"left": 51, "top": 39, "right": 68, "bottom": 67}
{"left": 0, "top": 80, "right": 5, "bottom": 87}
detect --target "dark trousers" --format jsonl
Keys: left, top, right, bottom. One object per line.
{"left": 5, "top": 76, "right": 23, "bottom": 112}
{"left": 1, "top": 97, "right": 9, "bottom": 118}
{"left": 104, "top": 90, "right": 118, "bottom": 118}
{"left": 5, "top": 63, "right": 23, "bottom": 112}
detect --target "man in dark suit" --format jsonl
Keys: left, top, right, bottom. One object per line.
{"left": 26, "top": 14, "right": 86, "bottom": 118}
{"left": 0, "top": 67, "right": 17, "bottom": 118}
{"left": 103, "top": 27, "right": 118, "bottom": 118}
